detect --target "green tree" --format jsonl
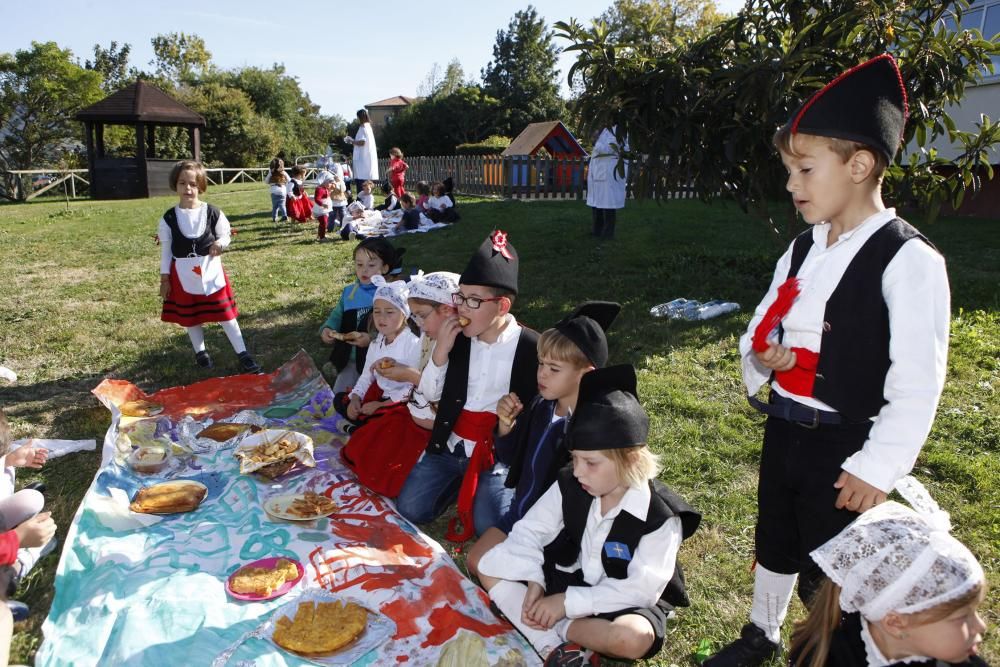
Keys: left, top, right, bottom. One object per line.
{"left": 417, "top": 58, "right": 468, "bottom": 98}
{"left": 598, "top": 0, "right": 728, "bottom": 51}
{"left": 0, "top": 41, "right": 103, "bottom": 198}
{"left": 380, "top": 85, "right": 502, "bottom": 156}
{"left": 482, "top": 6, "right": 568, "bottom": 136}
{"left": 558, "top": 0, "right": 1000, "bottom": 233}
{"left": 151, "top": 32, "right": 212, "bottom": 84}
{"left": 85, "top": 41, "right": 139, "bottom": 93}
{"left": 177, "top": 83, "right": 281, "bottom": 166}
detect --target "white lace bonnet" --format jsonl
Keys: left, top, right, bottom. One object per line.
{"left": 810, "top": 476, "right": 984, "bottom": 621}
{"left": 370, "top": 275, "right": 410, "bottom": 317}
{"left": 407, "top": 271, "right": 460, "bottom": 307}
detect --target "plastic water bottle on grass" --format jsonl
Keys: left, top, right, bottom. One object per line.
{"left": 694, "top": 300, "right": 741, "bottom": 320}
{"left": 650, "top": 298, "right": 689, "bottom": 318}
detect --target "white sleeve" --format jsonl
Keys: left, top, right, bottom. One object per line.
{"left": 477, "top": 482, "right": 565, "bottom": 587}
{"left": 158, "top": 218, "right": 173, "bottom": 274}
{"left": 840, "top": 241, "right": 950, "bottom": 492}
{"left": 418, "top": 355, "right": 448, "bottom": 402}
{"left": 350, "top": 338, "right": 380, "bottom": 401}
{"left": 564, "top": 516, "right": 683, "bottom": 618}
{"left": 214, "top": 209, "right": 232, "bottom": 248}
{"left": 738, "top": 242, "right": 796, "bottom": 396}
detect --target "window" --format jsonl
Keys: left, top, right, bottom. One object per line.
{"left": 944, "top": 1, "right": 1000, "bottom": 75}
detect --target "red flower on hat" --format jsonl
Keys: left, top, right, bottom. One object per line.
{"left": 490, "top": 230, "right": 513, "bottom": 260}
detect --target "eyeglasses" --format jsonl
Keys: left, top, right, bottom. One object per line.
{"left": 452, "top": 293, "right": 505, "bottom": 310}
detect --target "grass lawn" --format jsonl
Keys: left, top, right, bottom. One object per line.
{"left": 0, "top": 185, "right": 997, "bottom": 665}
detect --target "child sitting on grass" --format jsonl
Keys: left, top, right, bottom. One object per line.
{"left": 357, "top": 180, "right": 375, "bottom": 210}
{"left": 394, "top": 193, "right": 422, "bottom": 233}
{"left": 376, "top": 181, "right": 400, "bottom": 211}
{"left": 341, "top": 271, "right": 461, "bottom": 495}
{"left": 424, "top": 181, "right": 459, "bottom": 223}
{"left": 334, "top": 276, "right": 421, "bottom": 434}
{"left": 790, "top": 476, "right": 987, "bottom": 667}
{"left": 320, "top": 237, "right": 398, "bottom": 393}
{"left": 476, "top": 365, "right": 701, "bottom": 666}
{"left": 467, "top": 301, "right": 621, "bottom": 572}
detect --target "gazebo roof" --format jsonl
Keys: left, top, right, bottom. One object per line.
{"left": 75, "top": 81, "right": 206, "bottom": 126}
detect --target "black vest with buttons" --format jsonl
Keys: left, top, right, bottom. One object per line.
{"left": 426, "top": 327, "right": 540, "bottom": 455}
{"left": 784, "top": 218, "right": 932, "bottom": 421}
{"left": 542, "top": 467, "right": 701, "bottom": 608}
{"left": 163, "top": 205, "right": 222, "bottom": 258}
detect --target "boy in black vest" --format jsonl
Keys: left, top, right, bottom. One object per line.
{"left": 395, "top": 231, "right": 539, "bottom": 542}
{"left": 706, "top": 55, "right": 951, "bottom": 666}
{"left": 477, "top": 365, "right": 701, "bottom": 666}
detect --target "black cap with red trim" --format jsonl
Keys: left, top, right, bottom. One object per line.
{"left": 783, "top": 54, "right": 908, "bottom": 161}
{"left": 460, "top": 230, "right": 519, "bottom": 294}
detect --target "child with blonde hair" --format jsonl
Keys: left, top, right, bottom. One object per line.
{"left": 467, "top": 301, "right": 621, "bottom": 572}
{"left": 476, "top": 365, "right": 701, "bottom": 666}
{"left": 790, "top": 476, "right": 987, "bottom": 666}
{"left": 159, "top": 160, "right": 261, "bottom": 373}
{"left": 333, "top": 276, "right": 421, "bottom": 433}
{"left": 266, "top": 157, "right": 288, "bottom": 222}
{"left": 388, "top": 147, "right": 409, "bottom": 198}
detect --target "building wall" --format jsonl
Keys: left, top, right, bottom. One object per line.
{"left": 367, "top": 107, "right": 400, "bottom": 134}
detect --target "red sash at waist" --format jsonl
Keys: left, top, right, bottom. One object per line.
{"left": 447, "top": 409, "right": 498, "bottom": 542}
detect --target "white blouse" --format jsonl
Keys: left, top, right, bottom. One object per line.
{"left": 158, "top": 204, "right": 231, "bottom": 274}
{"left": 350, "top": 327, "right": 422, "bottom": 403}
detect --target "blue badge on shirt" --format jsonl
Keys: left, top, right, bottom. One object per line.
{"left": 604, "top": 542, "right": 632, "bottom": 561}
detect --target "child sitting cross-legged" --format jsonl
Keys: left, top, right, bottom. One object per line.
{"left": 424, "top": 181, "right": 459, "bottom": 223}
{"left": 341, "top": 271, "right": 461, "bottom": 495}
{"left": 467, "top": 301, "right": 622, "bottom": 573}
{"left": 789, "top": 476, "right": 987, "bottom": 667}
{"left": 333, "top": 276, "right": 420, "bottom": 434}
{"left": 476, "top": 365, "right": 701, "bottom": 666}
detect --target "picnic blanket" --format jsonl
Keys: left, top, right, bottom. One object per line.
{"left": 38, "top": 350, "right": 539, "bottom": 667}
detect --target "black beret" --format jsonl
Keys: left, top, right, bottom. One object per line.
{"left": 567, "top": 365, "right": 648, "bottom": 451}
{"left": 554, "top": 301, "right": 622, "bottom": 368}
{"left": 459, "top": 230, "right": 518, "bottom": 294}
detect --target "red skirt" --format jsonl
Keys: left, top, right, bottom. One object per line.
{"left": 341, "top": 403, "right": 431, "bottom": 497}
{"left": 287, "top": 194, "right": 313, "bottom": 222}
{"left": 161, "top": 262, "right": 239, "bottom": 327}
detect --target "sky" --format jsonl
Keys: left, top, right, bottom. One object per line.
{"left": 1, "top": 0, "right": 744, "bottom": 122}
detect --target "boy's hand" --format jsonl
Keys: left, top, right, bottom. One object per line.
{"left": 320, "top": 328, "right": 338, "bottom": 345}
{"left": 14, "top": 512, "right": 56, "bottom": 549}
{"left": 208, "top": 242, "right": 223, "bottom": 257}
{"left": 521, "top": 582, "right": 546, "bottom": 629}
{"left": 755, "top": 342, "right": 797, "bottom": 372}
{"left": 527, "top": 593, "right": 567, "bottom": 629}
{"left": 431, "top": 315, "right": 463, "bottom": 366}
{"left": 160, "top": 275, "right": 171, "bottom": 300}
{"left": 7, "top": 442, "right": 48, "bottom": 469}
{"left": 360, "top": 401, "right": 382, "bottom": 416}
{"left": 496, "top": 393, "right": 523, "bottom": 436}
{"left": 347, "top": 332, "right": 371, "bottom": 348}
{"left": 346, "top": 396, "right": 362, "bottom": 421}
{"left": 834, "top": 471, "right": 887, "bottom": 513}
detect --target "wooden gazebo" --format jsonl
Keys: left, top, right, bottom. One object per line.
{"left": 75, "top": 81, "right": 206, "bottom": 199}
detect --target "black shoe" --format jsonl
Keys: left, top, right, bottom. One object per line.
{"left": 703, "top": 623, "right": 781, "bottom": 667}
{"left": 195, "top": 351, "right": 213, "bottom": 369}
{"left": 237, "top": 352, "right": 262, "bottom": 374}
{"left": 24, "top": 481, "right": 46, "bottom": 495}
{"left": 544, "top": 642, "right": 599, "bottom": 667}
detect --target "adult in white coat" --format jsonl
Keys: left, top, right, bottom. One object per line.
{"left": 345, "top": 109, "right": 379, "bottom": 196}
{"left": 586, "top": 127, "right": 628, "bottom": 239}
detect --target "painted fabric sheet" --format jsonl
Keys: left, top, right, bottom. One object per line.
{"left": 38, "top": 351, "right": 539, "bottom": 667}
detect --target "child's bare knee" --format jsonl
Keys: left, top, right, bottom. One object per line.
{"left": 607, "top": 623, "right": 654, "bottom": 660}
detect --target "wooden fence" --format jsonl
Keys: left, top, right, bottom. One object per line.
{"left": 3, "top": 156, "right": 697, "bottom": 201}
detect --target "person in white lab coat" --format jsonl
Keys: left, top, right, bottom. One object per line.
{"left": 586, "top": 127, "right": 628, "bottom": 239}
{"left": 345, "top": 109, "right": 379, "bottom": 196}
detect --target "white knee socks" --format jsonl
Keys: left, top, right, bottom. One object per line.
{"left": 489, "top": 580, "right": 562, "bottom": 656}
{"left": 220, "top": 319, "right": 247, "bottom": 354}
{"left": 185, "top": 325, "right": 206, "bottom": 353}
{"left": 750, "top": 564, "right": 797, "bottom": 644}
{"left": 187, "top": 321, "right": 247, "bottom": 355}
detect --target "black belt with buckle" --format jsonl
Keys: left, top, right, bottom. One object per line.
{"left": 748, "top": 393, "right": 845, "bottom": 429}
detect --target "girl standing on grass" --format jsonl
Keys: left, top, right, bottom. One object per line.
{"left": 790, "top": 476, "right": 988, "bottom": 667}
{"left": 159, "top": 160, "right": 261, "bottom": 373}
{"left": 266, "top": 157, "right": 288, "bottom": 222}
{"left": 286, "top": 165, "right": 312, "bottom": 222}
{"left": 388, "top": 147, "right": 409, "bottom": 198}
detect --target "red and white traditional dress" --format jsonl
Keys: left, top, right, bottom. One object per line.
{"left": 159, "top": 204, "right": 239, "bottom": 327}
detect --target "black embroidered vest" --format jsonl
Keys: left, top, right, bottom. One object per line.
{"left": 784, "top": 218, "right": 932, "bottom": 421}
{"left": 328, "top": 308, "right": 372, "bottom": 374}
{"left": 542, "top": 467, "right": 701, "bottom": 608}
{"left": 426, "top": 326, "right": 539, "bottom": 455}
{"left": 163, "top": 205, "right": 221, "bottom": 258}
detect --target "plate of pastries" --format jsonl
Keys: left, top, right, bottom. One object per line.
{"left": 226, "top": 557, "right": 304, "bottom": 601}
{"left": 266, "top": 593, "right": 395, "bottom": 663}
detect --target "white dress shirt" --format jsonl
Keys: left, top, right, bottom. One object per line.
{"left": 419, "top": 315, "right": 522, "bottom": 456}
{"left": 350, "top": 328, "right": 422, "bottom": 403}
{"left": 158, "top": 204, "right": 231, "bottom": 274}
{"left": 478, "top": 480, "right": 683, "bottom": 618}
{"left": 739, "top": 209, "right": 950, "bottom": 492}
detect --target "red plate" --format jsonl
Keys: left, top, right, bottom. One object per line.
{"left": 226, "top": 557, "right": 304, "bottom": 601}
